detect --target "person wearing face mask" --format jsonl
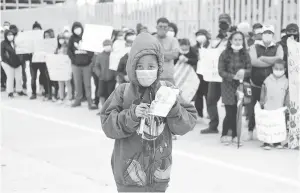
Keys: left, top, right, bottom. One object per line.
{"left": 167, "top": 22, "right": 178, "bottom": 38}
{"left": 237, "top": 22, "right": 252, "bottom": 49}
{"left": 116, "top": 31, "right": 136, "bottom": 85}
{"left": 155, "top": 17, "right": 180, "bottom": 84}
{"left": 3, "top": 21, "right": 10, "bottom": 31}
{"left": 55, "top": 33, "right": 73, "bottom": 105}
{"left": 251, "top": 23, "right": 263, "bottom": 45}
{"left": 93, "top": 39, "right": 115, "bottom": 112}
{"left": 260, "top": 59, "right": 289, "bottom": 150}
{"left": 67, "top": 21, "right": 97, "bottom": 110}
{"left": 218, "top": 31, "right": 251, "bottom": 146}
{"left": 100, "top": 32, "right": 197, "bottom": 193}
{"left": 248, "top": 24, "right": 284, "bottom": 140}
{"left": 1, "top": 29, "right": 26, "bottom": 98}
{"left": 193, "top": 29, "right": 211, "bottom": 118}
{"left": 175, "top": 39, "right": 198, "bottom": 69}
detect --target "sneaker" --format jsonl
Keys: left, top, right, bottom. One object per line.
{"left": 17, "top": 91, "right": 27, "bottom": 96}
{"left": 71, "top": 101, "right": 81, "bottom": 108}
{"left": 262, "top": 143, "right": 271, "bottom": 150}
{"left": 8, "top": 93, "right": 14, "bottom": 98}
{"left": 200, "top": 128, "right": 219, "bottom": 134}
{"left": 221, "top": 136, "right": 231, "bottom": 146}
{"left": 30, "top": 94, "right": 37, "bottom": 100}
{"left": 88, "top": 104, "right": 98, "bottom": 110}
{"left": 274, "top": 144, "right": 283, "bottom": 149}
{"left": 52, "top": 97, "right": 57, "bottom": 102}
{"left": 232, "top": 137, "right": 243, "bottom": 146}
{"left": 57, "top": 100, "right": 64, "bottom": 104}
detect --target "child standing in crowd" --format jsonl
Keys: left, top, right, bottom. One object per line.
{"left": 218, "top": 31, "right": 251, "bottom": 146}
{"left": 193, "top": 29, "right": 211, "bottom": 118}
{"left": 55, "top": 33, "right": 72, "bottom": 105}
{"left": 100, "top": 32, "right": 197, "bottom": 193}
{"left": 167, "top": 22, "right": 178, "bottom": 38}
{"left": 155, "top": 17, "right": 180, "bottom": 84}
{"left": 68, "top": 21, "right": 97, "bottom": 110}
{"left": 260, "top": 59, "right": 289, "bottom": 150}
{"left": 175, "top": 39, "right": 198, "bottom": 69}
{"left": 1, "top": 29, "right": 26, "bottom": 98}
{"left": 93, "top": 40, "right": 116, "bottom": 112}
{"left": 248, "top": 25, "right": 284, "bottom": 140}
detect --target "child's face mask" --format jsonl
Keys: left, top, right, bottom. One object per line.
{"left": 196, "top": 35, "right": 207, "bottom": 43}
{"left": 74, "top": 28, "right": 82, "bottom": 36}
{"left": 273, "top": 70, "right": 285, "bottom": 77}
{"left": 136, "top": 70, "right": 158, "bottom": 87}
{"left": 231, "top": 44, "right": 243, "bottom": 51}
{"left": 59, "top": 39, "right": 65, "bottom": 45}
{"left": 167, "top": 31, "right": 175, "bottom": 37}
{"left": 103, "top": 45, "right": 112, "bottom": 52}
{"left": 7, "top": 35, "right": 14, "bottom": 42}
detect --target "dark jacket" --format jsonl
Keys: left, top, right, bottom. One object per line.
{"left": 67, "top": 22, "right": 94, "bottom": 66}
{"left": 117, "top": 53, "right": 129, "bottom": 83}
{"left": 100, "top": 32, "right": 197, "bottom": 192}
{"left": 174, "top": 47, "right": 198, "bottom": 70}
{"left": 1, "top": 30, "right": 22, "bottom": 68}
{"left": 92, "top": 51, "right": 116, "bottom": 81}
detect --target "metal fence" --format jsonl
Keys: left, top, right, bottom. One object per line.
{"left": 1, "top": 0, "right": 299, "bottom": 40}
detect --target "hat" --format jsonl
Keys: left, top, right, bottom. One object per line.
{"left": 262, "top": 25, "right": 275, "bottom": 33}
{"left": 237, "top": 22, "right": 251, "bottom": 34}
{"left": 286, "top": 23, "right": 299, "bottom": 32}
{"left": 32, "top": 21, "right": 42, "bottom": 30}
{"left": 103, "top": 39, "right": 112, "bottom": 46}
{"left": 195, "top": 29, "right": 211, "bottom": 39}
{"left": 219, "top": 13, "right": 232, "bottom": 25}
{"left": 253, "top": 23, "right": 263, "bottom": 30}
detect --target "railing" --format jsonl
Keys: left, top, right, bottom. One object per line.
{"left": 1, "top": 0, "right": 299, "bottom": 41}
{"left": 1, "top": 0, "right": 66, "bottom": 9}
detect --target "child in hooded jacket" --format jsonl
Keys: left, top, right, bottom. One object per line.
{"left": 55, "top": 33, "right": 73, "bottom": 105}
{"left": 100, "top": 32, "right": 197, "bottom": 193}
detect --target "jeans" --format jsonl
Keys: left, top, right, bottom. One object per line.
{"left": 248, "top": 86, "right": 261, "bottom": 131}
{"left": 1, "top": 63, "right": 22, "bottom": 93}
{"left": 195, "top": 75, "right": 208, "bottom": 117}
{"left": 72, "top": 64, "right": 92, "bottom": 105}
{"left": 1, "top": 65, "right": 7, "bottom": 88}
{"left": 207, "top": 82, "right": 221, "bottom": 130}
{"left": 222, "top": 105, "right": 238, "bottom": 137}
{"left": 30, "top": 63, "right": 51, "bottom": 96}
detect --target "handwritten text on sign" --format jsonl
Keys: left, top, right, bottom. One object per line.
{"left": 196, "top": 48, "right": 222, "bottom": 82}
{"left": 256, "top": 106, "right": 287, "bottom": 143}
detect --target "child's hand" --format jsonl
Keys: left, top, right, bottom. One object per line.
{"left": 234, "top": 69, "right": 245, "bottom": 80}
{"left": 135, "top": 103, "right": 150, "bottom": 118}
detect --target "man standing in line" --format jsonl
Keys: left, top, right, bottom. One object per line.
{"left": 154, "top": 17, "right": 180, "bottom": 84}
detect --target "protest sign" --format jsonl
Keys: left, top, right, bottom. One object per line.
{"left": 256, "top": 106, "right": 287, "bottom": 144}
{"left": 174, "top": 62, "right": 200, "bottom": 103}
{"left": 196, "top": 48, "right": 222, "bottom": 82}
{"left": 45, "top": 54, "right": 72, "bottom": 81}
{"left": 81, "top": 24, "right": 113, "bottom": 53}
{"left": 32, "top": 39, "right": 57, "bottom": 63}
{"left": 15, "top": 30, "right": 44, "bottom": 54}
{"left": 148, "top": 86, "right": 179, "bottom": 117}
{"left": 109, "top": 47, "right": 130, "bottom": 71}
{"left": 287, "top": 38, "right": 300, "bottom": 149}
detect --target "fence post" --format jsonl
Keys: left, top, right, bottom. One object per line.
{"left": 197, "top": 0, "right": 201, "bottom": 30}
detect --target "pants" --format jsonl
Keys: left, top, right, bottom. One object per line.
{"left": 22, "top": 62, "right": 27, "bottom": 89}
{"left": 1, "top": 63, "right": 22, "bottom": 93}
{"left": 248, "top": 86, "right": 261, "bottom": 131}
{"left": 58, "top": 80, "right": 72, "bottom": 100}
{"left": 92, "top": 72, "right": 99, "bottom": 105}
{"left": 30, "top": 63, "right": 50, "bottom": 96}
{"left": 195, "top": 75, "right": 208, "bottom": 117}
{"left": 72, "top": 64, "right": 92, "bottom": 104}
{"left": 98, "top": 79, "right": 116, "bottom": 101}
{"left": 207, "top": 82, "right": 221, "bottom": 130}
{"left": 1, "top": 65, "right": 7, "bottom": 88}
{"left": 50, "top": 81, "right": 59, "bottom": 98}
{"left": 222, "top": 105, "right": 238, "bottom": 137}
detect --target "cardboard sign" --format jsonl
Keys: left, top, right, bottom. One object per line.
{"left": 45, "top": 54, "right": 72, "bottom": 81}
{"left": 287, "top": 38, "right": 300, "bottom": 149}
{"left": 109, "top": 47, "right": 130, "bottom": 71}
{"left": 32, "top": 39, "right": 57, "bottom": 63}
{"left": 256, "top": 106, "right": 287, "bottom": 143}
{"left": 197, "top": 48, "right": 222, "bottom": 82}
{"left": 174, "top": 62, "right": 200, "bottom": 103}
{"left": 15, "top": 30, "right": 44, "bottom": 54}
{"left": 81, "top": 24, "right": 113, "bottom": 53}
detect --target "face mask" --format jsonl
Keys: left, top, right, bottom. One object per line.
{"left": 59, "top": 39, "right": 65, "bottom": 45}
{"left": 7, "top": 35, "right": 14, "bottom": 41}
{"left": 136, "top": 70, "right": 158, "bottom": 87}
{"left": 231, "top": 44, "right": 243, "bottom": 51}
{"left": 117, "top": 36, "right": 124, "bottom": 40}
{"left": 287, "top": 34, "right": 299, "bottom": 41}
{"left": 196, "top": 35, "right": 207, "bottom": 43}
{"left": 4, "top": 26, "right": 9, "bottom": 30}
{"left": 262, "top": 34, "right": 273, "bottom": 43}
{"left": 167, "top": 31, "right": 175, "bottom": 37}
{"left": 180, "top": 49, "right": 189, "bottom": 54}
{"left": 103, "top": 45, "right": 112, "bottom": 52}
{"left": 273, "top": 70, "right": 285, "bottom": 77}
{"left": 219, "top": 22, "right": 229, "bottom": 30}
{"left": 74, "top": 28, "right": 82, "bottom": 36}
{"left": 126, "top": 35, "right": 136, "bottom": 42}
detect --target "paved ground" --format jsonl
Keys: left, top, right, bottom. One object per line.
{"left": 1, "top": 93, "right": 300, "bottom": 193}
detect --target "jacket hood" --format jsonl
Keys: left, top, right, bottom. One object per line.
{"left": 32, "top": 21, "right": 42, "bottom": 30}
{"left": 4, "top": 29, "right": 14, "bottom": 42}
{"left": 71, "top": 22, "right": 84, "bottom": 37}
{"left": 126, "top": 32, "right": 164, "bottom": 86}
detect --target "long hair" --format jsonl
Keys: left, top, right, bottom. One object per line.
{"left": 223, "top": 31, "right": 248, "bottom": 66}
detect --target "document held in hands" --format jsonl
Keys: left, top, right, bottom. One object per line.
{"left": 148, "top": 86, "right": 179, "bottom": 117}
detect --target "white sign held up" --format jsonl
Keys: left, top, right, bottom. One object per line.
{"left": 15, "top": 30, "right": 44, "bottom": 54}
{"left": 81, "top": 24, "right": 113, "bottom": 53}
{"left": 45, "top": 54, "right": 72, "bottom": 81}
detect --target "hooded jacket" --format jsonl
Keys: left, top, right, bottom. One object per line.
{"left": 1, "top": 30, "right": 22, "bottom": 68}
{"left": 67, "top": 22, "right": 94, "bottom": 66}
{"left": 100, "top": 32, "right": 197, "bottom": 192}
